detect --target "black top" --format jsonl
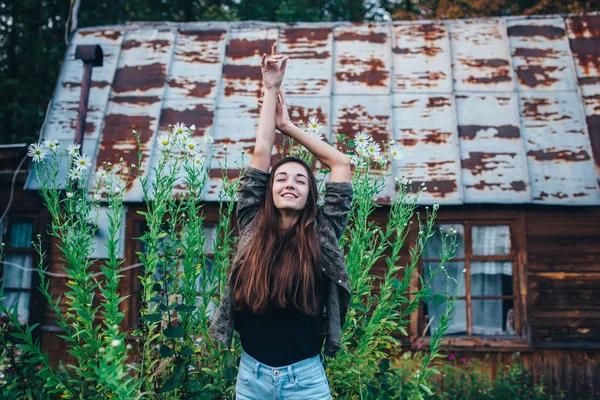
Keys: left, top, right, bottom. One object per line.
{"left": 233, "top": 276, "right": 330, "bottom": 367}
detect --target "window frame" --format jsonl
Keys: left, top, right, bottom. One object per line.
{"left": 0, "top": 213, "right": 44, "bottom": 329}
{"left": 411, "top": 209, "right": 530, "bottom": 351}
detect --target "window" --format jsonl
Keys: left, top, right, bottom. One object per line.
{"left": 420, "top": 217, "right": 524, "bottom": 342}
{"left": 0, "top": 218, "right": 36, "bottom": 324}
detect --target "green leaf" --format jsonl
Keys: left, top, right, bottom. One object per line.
{"left": 174, "top": 305, "right": 196, "bottom": 313}
{"left": 140, "top": 313, "right": 162, "bottom": 323}
{"left": 431, "top": 293, "right": 447, "bottom": 305}
{"left": 179, "top": 345, "right": 193, "bottom": 356}
{"left": 397, "top": 326, "right": 408, "bottom": 336}
{"left": 163, "top": 326, "right": 185, "bottom": 338}
{"left": 420, "top": 383, "right": 433, "bottom": 396}
{"left": 348, "top": 139, "right": 356, "bottom": 147}
{"left": 159, "top": 345, "right": 174, "bottom": 358}
{"left": 159, "top": 378, "right": 179, "bottom": 393}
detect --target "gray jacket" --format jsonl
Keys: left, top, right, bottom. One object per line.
{"left": 208, "top": 166, "right": 353, "bottom": 356}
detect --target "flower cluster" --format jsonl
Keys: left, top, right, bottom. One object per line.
{"left": 306, "top": 116, "right": 325, "bottom": 140}
{"left": 350, "top": 131, "right": 402, "bottom": 168}
{"left": 158, "top": 123, "right": 211, "bottom": 156}
{"left": 27, "top": 140, "right": 94, "bottom": 183}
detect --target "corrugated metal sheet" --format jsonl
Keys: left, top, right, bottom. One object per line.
{"left": 392, "top": 22, "right": 452, "bottom": 93}
{"left": 333, "top": 24, "right": 392, "bottom": 95}
{"left": 567, "top": 15, "right": 600, "bottom": 188}
{"left": 457, "top": 94, "right": 531, "bottom": 203}
{"left": 393, "top": 94, "right": 462, "bottom": 204}
{"left": 449, "top": 19, "right": 515, "bottom": 92}
{"left": 25, "top": 16, "right": 600, "bottom": 205}
{"left": 507, "top": 18, "right": 577, "bottom": 91}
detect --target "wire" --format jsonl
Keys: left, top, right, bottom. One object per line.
{"left": 0, "top": 260, "right": 143, "bottom": 279}
{"left": 0, "top": 100, "right": 52, "bottom": 230}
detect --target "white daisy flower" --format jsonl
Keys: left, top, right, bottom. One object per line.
{"left": 158, "top": 134, "right": 171, "bottom": 151}
{"left": 73, "top": 153, "right": 92, "bottom": 171}
{"left": 401, "top": 177, "right": 409, "bottom": 186}
{"left": 185, "top": 138, "right": 201, "bottom": 154}
{"left": 66, "top": 192, "right": 73, "bottom": 199}
{"left": 111, "top": 339, "right": 121, "bottom": 347}
{"left": 189, "top": 124, "right": 196, "bottom": 131}
{"left": 433, "top": 203, "right": 439, "bottom": 211}
{"left": 27, "top": 143, "right": 48, "bottom": 163}
{"left": 114, "top": 187, "right": 121, "bottom": 195}
{"left": 374, "top": 154, "right": 388, "bottom": 166}
{"left": 173, "top": 122, "right": 187, "bottom": 136}
{"left": 307, "top": 117, "right": 323, "bottom": 133}
{"left": 67, "top": 143, "right": 81, "bottom": 156}
{"left": 93, "top": 193, "right": 102, "bottom": 201}
{"left": 389, "top": 145, "right": 402, "bottom": 161}
{"left": 193, "top": 155, "right": 204, "bottom": 168}
{"left": 69, "top": 169, "right": 83, "bottom": 181}
{"left": 203, "top": 134, "right": 214, "bottom": 144}
{"left": 366, "top": 141, "right": 381, "bottom": 157}
{"left": 354, "top": 131, "right": 371, "bottom": 148}
{"left": 355, "top": 146, "right": 368, "bottom": 157}
{"left": 43, "top": 138, "right": 60, "bottom": 153}
{"left": 95, "top": 168, "right": 108, "bottom": 183}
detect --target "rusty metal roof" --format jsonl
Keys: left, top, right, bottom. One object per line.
{"left": 25, "top": 15, "right": 600, "bottom": 205}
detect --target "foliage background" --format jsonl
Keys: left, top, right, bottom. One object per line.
{"left": 0, "top": 0, "right": 597, "bottom": 145}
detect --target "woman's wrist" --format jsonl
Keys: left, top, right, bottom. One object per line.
{"left": 278, "top": 121, "right": 295, "bottom": 134}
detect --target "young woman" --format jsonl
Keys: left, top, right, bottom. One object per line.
{"left": 209, "top": 44, "right": 353, "bottom": 400}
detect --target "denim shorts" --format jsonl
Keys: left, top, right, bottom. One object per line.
{"left": 235, "top": 350, "right": 332, "bottom": 400}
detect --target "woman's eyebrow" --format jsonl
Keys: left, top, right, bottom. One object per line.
{"left": 275, "top": 172, "right": 308, "bottom": 179}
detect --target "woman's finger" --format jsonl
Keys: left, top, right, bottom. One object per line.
{"left": 261, "top": 53, "right": 266, "bottom": 69}
{"left": 280, "top": 56, "right": 288, "bottom": 73}
{"left": 271, "top": 42, "right": 277, "bottom": 56}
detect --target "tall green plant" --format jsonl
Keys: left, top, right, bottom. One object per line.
{"left": 2, "top": 119, "right": 461, "bottom": 399}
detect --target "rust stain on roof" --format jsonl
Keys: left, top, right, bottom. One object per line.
{"left": 226, "top": 39, "right": 273, "bottom": 60}
{"left": 458, "top": 125, "right": 520, "bottom": 140}
{"left": 281, "top": 28, "right": 332, "bottom": 44}
{"left": 179, "top": 29, "right": 226, "bottom": 41}
{"left": 112, "top": 63, "right": 166, "bottom": 93}
{"left": 507, "top": 24, "right": 565, "bottom": 38}
{"left": 516, "top": 65, "right": 561, "bottom": 87}
{"left": 335, "top": 31, "right": 387, "bottom": 43}
{"left": 527, "top": 149, "right": 591, "bottom": 162}
{"left": 568, "top": 16, "right": 600, "bottom": 83}
{"left": 462, "top": 152, "right": 518, "bottom": 175}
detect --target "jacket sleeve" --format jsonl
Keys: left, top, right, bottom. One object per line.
{"left": 318, "top": 181, "right": 354, "bottom": 241}
{"left": 236, "top": 166, "right": 270, "bottom": 232}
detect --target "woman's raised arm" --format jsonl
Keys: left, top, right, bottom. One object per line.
{"left": 250, "top": 43, "right": 288, "bottom": 173}
{"left": 275, "top": 91, "right": 351, "bottom": 183}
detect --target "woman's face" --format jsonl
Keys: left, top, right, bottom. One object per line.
{"left": 272, "top": 162, "right": 310, "bottom": 212}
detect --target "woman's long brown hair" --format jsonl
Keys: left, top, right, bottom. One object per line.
{"left": 232, "top": 157, "right": 322, "bottom": 316}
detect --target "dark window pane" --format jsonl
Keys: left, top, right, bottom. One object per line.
{"left": 2, "top": 291, "right": 30, "bottom": 324}
{"left": 423, "top": 261, "right": 466, "bottom": 297}
{"left": 471, "top": 261, "right": 513, "bottom": 297}
{"left": 472, "top": 299, "right": 515, "bottom": 336}
{"left": 472, "top": 225, "right": 510, "bottom": 256}
{"left": 8, "top": 220, "right": 34, "bottom": 248}
{"left": 423, "top": 224, "right": 464, "bottom": 259}
{"left": 426, "top": 299, "right": 466, "bottom": 337}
